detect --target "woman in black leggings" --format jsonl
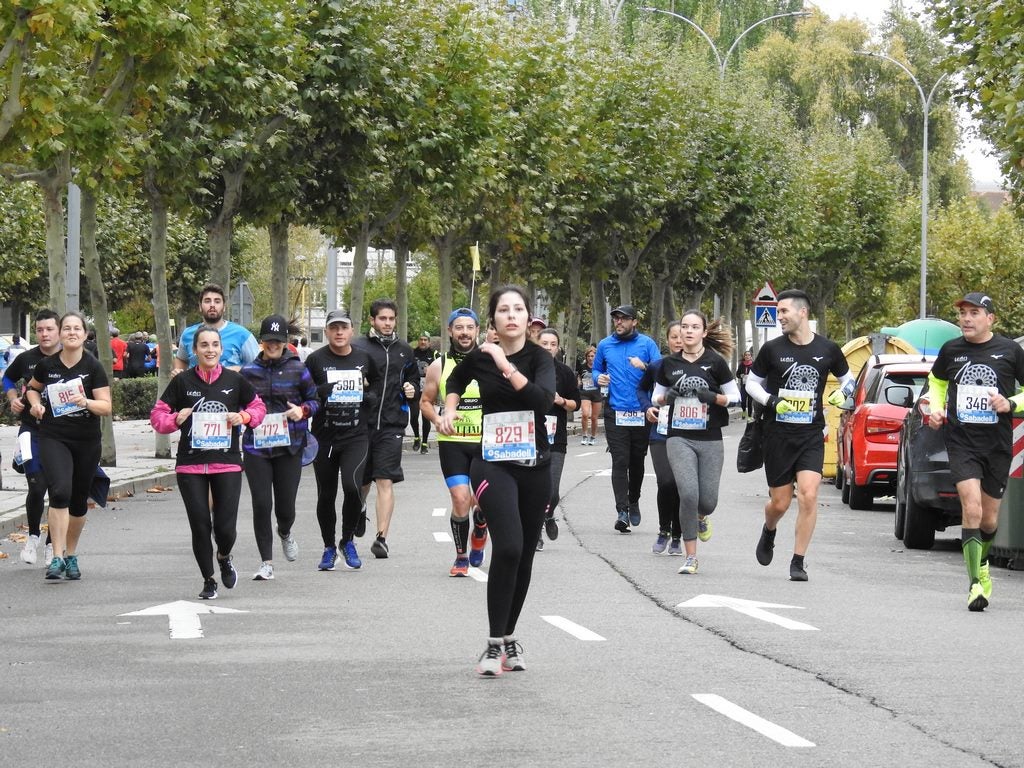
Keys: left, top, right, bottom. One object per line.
{"left": 24, "top": 311, "right": 112, "bottom": 580}
{"left": 439, "top": 286, "right": 556, "bottom": 677}
{"left": 151, "top": 327, "right": 266, "bottom": 599}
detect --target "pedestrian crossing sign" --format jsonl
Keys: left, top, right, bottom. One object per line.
{"left": 755, "top": 305, "right": 777, "bottom": 328}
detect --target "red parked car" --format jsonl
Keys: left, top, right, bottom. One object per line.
{"left": 837, "top": 355, "right": 934, "bottom": 510}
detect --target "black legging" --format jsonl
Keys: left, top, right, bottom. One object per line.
{"left": 178, "top": 472, "right": 243, "bottom": 580}
{"left": 244, "top": 450, "right": 303, "bottom": 561}
{"left": 38, "top": 436, "right": 101, "bottom": 517}
{"left": 313, "top": 437, "right": 368, "bottom": 546}
{"left": 410, "top": 412, "right": 432, "bottom": 443}
{"left": 470, "top": 459, "right": 551, "bottom": 638}
{"left": 648, "top": 441, "right": 682, "bottom": 539}
{"left": 26, "top": 471, "right": 47, "bottom": 537}
{"left": 603, "top": 415, "right": 649, "bottom": 511}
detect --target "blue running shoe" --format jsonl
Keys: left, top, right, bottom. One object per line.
{"left": 64, "top": 554, "right": 81, "bottom": 580}
{"left": 318, "top": 546, "right": 338, "bottom": 571}
{"left": 469, "top": 522, "right": 487, "bottom": 567}
{"left": 45, "top": 556, "right": 66, "bottom": 580}
{"left": 342, "top": 541, "right": 362, "bottom": 570}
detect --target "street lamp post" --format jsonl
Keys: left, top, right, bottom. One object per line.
{"left": 857, "top": 51, "right": 948, "bottom": 319}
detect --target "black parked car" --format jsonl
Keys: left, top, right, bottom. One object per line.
{"left": 894, "top": 386, "right": 962, "bottom": 549}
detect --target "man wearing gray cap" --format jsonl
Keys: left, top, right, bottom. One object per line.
{"left": 592, "top": 304, "right": 661, "bottom": 533}
{"left": 927, "top": 292, "right": 1024, "bottom": 611}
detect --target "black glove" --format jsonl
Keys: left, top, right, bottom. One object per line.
{"left": 694, "top": 388, "right": 718, "bottom": 405}
{"left": 670, "top": 376, "right": 693, "bottom": 397}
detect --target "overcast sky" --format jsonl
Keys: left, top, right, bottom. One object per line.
{"left": 811, "top": 0, "right": 1005, "bottom": 189}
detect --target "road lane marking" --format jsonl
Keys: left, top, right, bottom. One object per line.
{"left": 677, "top": 594, "right": 818, "bottom": 631}
{"left": 578, "top": 451, "right": 596, "bottom": 457}
{"left": 541, "top": 615, "right": 606, "bottom": 641}
{"left": 432, "top": 507, "right": 446, "bottom": 517}
{"left": 433, "top": 532, "right": 453, "bottom": 543}
{"left": 692, "top": 694, "right": 815, "bottom": 747}
{"left": 468, "top": 567, "right": 488, "bottom": 582}
{"left": 585, "top": 469, "right": 656, "bottom": 477}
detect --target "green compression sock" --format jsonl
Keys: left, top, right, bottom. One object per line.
{"left": 962, "top": 528, "right": 983, "bottom": 583}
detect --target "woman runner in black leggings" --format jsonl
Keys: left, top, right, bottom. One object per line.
{"left": 439, "top": 286, "right": 556, "bottom": 677}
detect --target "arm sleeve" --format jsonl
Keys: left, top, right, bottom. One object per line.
{"left": 927, "top": 372, "right": 948, "bottom": 410}
{"left": 149, "top": 399, "right": 181, "bottom": 434}
{"left": 836, "top": 371, "right": 856, "bottom": 397}
{"left": 721, "top": 379, "right": 742, "bottom": 406}
{"left": 745, "top": 372, "right": 772, "bottom": 406}
{"left": 652, "top": 383, "right": 670, "bottom": 404}
{"left": 242, "top": 393, "right": 266, "bottom": 428}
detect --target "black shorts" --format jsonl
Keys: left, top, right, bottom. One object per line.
{"left": 579, "top": 389, "right": 603, "bottom": 403}
{"left": 362, "top": 428, "right": 405, "bottom": 484}
{"left": 762, "top": 424, "right": 825, "bottom": 488}
{"left": 946, "top": 436, "right": 1011, "bottom": 499}
{"left": 438, "top": 440, "right": 478, "bottom": 488}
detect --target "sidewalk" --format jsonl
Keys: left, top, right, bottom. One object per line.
{"left": 0, "top": 420, "right": 179, "bottom": 537}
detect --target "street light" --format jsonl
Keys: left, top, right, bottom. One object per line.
{"left": 856, "top": 50, "right": 948, "bottom": 320}
{"left": 641, "top": 8, "right": 811, "bottom": 80}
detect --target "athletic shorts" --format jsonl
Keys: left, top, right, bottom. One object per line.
{"left": 362, "top": 428, "right": 405, "bottom": 484}
{"left": 579, "top": 389, "right": 603, "bottom": 403}
{"left": 762, "top": 424, "right": 825, "bottom": 488}
{"left": 946, "top": 435, "right": 1011, "bottom": 499}
{"left": 438, "top": 441, "right": 478, "bottom": 488}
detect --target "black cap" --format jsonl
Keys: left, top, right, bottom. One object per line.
{"left": 325, "top": 309, "right": 353, "bottom": 327}
{"left": 259, "top": 314, "right": 289, "bottom": 342}
{"left": 955, "top": 292, "right": 995, "bottom": 314}
{"left": 610, "top": 304, "right": 636, "bottom": 319}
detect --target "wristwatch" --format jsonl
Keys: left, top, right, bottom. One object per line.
{"left": 502, "top": 364, "right": 518, "bottom": 380}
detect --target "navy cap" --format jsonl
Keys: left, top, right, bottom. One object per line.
{"left": 259, "top": 315, "right": 289, "bottom": 342}
{"left": 325, "top": 310, "right": 353, "bottom": 327}
{"left": 610, "top": 304, "right": 636, "bottom": 319}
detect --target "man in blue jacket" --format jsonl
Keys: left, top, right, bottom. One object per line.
{"left": 593, "top": 305, "right": 662, "bottom": 533}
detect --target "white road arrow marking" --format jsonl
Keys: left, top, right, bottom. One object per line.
{"left": 432, "top": 507, "right": 446, "bottom": 517}
{"left": 541, "top": 615, "right": 606, "bottom": 641}
{"left": 692, "top": 694, "right": 815, "bottom": 747}
{"left": 120, "top": 600, "right": 248, "bottom": 640}
{"left": 677, "top": 594, "right": 818, "bottom": 631}
{"left": 433, "top": 531, "right": 453, "bottom": 543}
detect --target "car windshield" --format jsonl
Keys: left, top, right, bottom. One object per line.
{"left": 877, "top": 372, "right": 928, "bottom": 405}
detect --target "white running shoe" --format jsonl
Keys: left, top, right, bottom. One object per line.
{"left": 280, "top": 532, "right": 298, "bottom": 562}
{"left": 253, "top": 561, "right": 274, "bottom": 581}
{"left": 20, "top": 534, "right": 39, "bottom": 565}
{"left": 43, "top": 543, "right": 53, "bottom": 568}
{"left": 476, "top": 641, "right": 504, "bottom": 677}
{"left": 678, "top": 555, "right": 699, "bottom": 574}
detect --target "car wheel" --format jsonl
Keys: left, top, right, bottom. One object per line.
{"left": 894, "top": 456, "right": 906, "bottom": 540}
{"left": 847, "top": 457, "right": 872, "bottom": 510}
{"left": 834, "top": 460, "right": 844, "bottom": 489}
{"left": 841, "top": 469, "right": 851, "bottom": 505}
{"left": 902, "top": 480, "right": 936, "bottom": 550}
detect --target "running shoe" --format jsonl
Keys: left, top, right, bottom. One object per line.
{"left": 412, "top": 438, "right": 421, "bottom": 452}
{"left": 652, "top": 532, "right": 670, "bottom": 555}
{"left": 253, "top": 561, "right": 274, "bottom": 581}
{"left": 628, "top": 503, "right": 641, "bottom": 527}
{"left": 789, "top": 561, "right": 808, "bottom": 581}
{"left": 968, "top": 581, "right": 988, "bottom": 612}
{"left": 502, "top": 639, "right": 526, "bottom": 672}
{"left": 536, "top": 537, "right": 544, "bottom": 552}
{"left": 697, "top": 516, "right": 712, "bottom": 542}
{"left": 755, "top": 525, "right": 775, "bottom": 566}
{"left": 678, "top": 555, "right": 698, "bottom": 574}
{"left": 581, "top": 436, "right": 590, "bottom": 446}
{"left": 318, "top": 546, "right": 338, "bottom": 571}
{"left": 45, "top": 556, "right": 65, "bottom": 580}
{"left": 667, "top": 538, "right": 683, "bottom": 556}
{"left": 342, "top": 540, "right": 362, "bottom": 570}
{"left": 280, "top": 531, "right": 298, "bottom": 562}
{"left": 545, "top": 514, "right": 559, "bottom": 541}
{"left": 20, "top": 534, "right": 39, "bottom": 565}
{"left": 370, "top": 535, "right": 389, "bottom": 559}
{"left": 979, "top": 561, "right": 992, "bottom": 600}
{"left": 450, "top": 557, "right": 469, "bottom": 577}
{"left": 476, "top": 642, "right": 504, "bottom": 677}
{"left": 614, "top": 509, "right": 630, "bottom": 533}
{"left": 219, "top": 555, "right": 238, "bottom": 589}
{"left": 420, "top": 442, "right": 429, "bottom": 454}
{"left": 199, "top": 578, "right": 218, "bottom": 600}
{"left": 355, "top": 505, "right": 368, "bottom": 538}
{"left": 64, "top": 554, "right": 81, "bottom": 580}
{"left": 469, "top": 521, "right": 487, "bottom": 567}
{"left": 43, "top": 543, "right": 53, "bottom": 568}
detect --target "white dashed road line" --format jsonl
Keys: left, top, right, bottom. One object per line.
{"left": 540, "top": 615, "right": 606, "bottom": 641}
{"left": 468, "top": 567, "right": 488, "bottom": 582}
{"left": 433, "top": 532, "right": 452, "bottom": 543}
{"left": 691, "top": 694, "right": 815, "bottom": 748}
{"left": 432, "top": 507, "right": 446, "bottom": 517}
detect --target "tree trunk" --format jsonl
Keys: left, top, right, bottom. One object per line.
{"left": 591, "top": 275, "right": 607, "bottom": 342}
{"left": 750, "top": 302, "right": 761, "bottom": 356}
{"left": 664, "top": 285, "right": 677, "bottom": 323}
{"left": 649, "top": 277, "right": 666, "bottom": 347}
{"left": 145, "top": 168, "right": 172, "bottom": 458}
{"left": 564, "top": 249, "right": 584, "bottom": 364}
{"left": 734, "top": 287, "right": 748, "bottom": 366}
{"left": 813, "top": 298, "right": 828, "bottom": 337}
{"left": 349, "top": 219, "right": 371, "bottom": 331}
{"left": 435, "top": 232, "right": 456, "bottom": 340}
{"left": 207, "top": 166, "right": 246, "bottom": 293}
{"left": 39, "top": 177, "right": 67, "bottom": 314}
{"left": 268, "top": 219, "right": 289, "bottom": 317}
{"left": 393, "top": 232, "right": 410, "bottom": 341}
{"left": 80, "top": 186, "right": 116, "bottom": 466}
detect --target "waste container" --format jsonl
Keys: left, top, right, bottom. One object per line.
{"left": 993, "top": 417, "right": 1024, "bottom": 569}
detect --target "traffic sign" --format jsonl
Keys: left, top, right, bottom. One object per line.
{"left": 755, "top": 305, "right": 777, "bottom": 328}
{"left": 752, "top": 281, "right": 778, "bottom": 304}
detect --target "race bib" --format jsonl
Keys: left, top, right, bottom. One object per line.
{"left": 956, "top": 385, "right": 997, "bottom": 425}
{"left": 47, "top": 377, "right": 86, "bottom": 417}
{"left": 327, "top": 369, "right": 363, "bottom": 404}
{"left": 656, "top": 405, "right": 669, "bottom": 436}
{"left": 671, "top": 396, "right": 708, "bottom": 430}
{"left": 777, "top": 388, "right": 814, "bottom": 425}
{"left": 581, "top": 371, "right": 595, "bottom": 391}
{"left": 191, "top": 411, "right": 231, "bottom": 450}
{"left": 482, "top": 410, "right": 536, "bottom": 462}
{"left": 615, "top": 410, "right": 645, "bottom": 427}
{"left": 253, "top": 412, "right": 291, "bottom": 449}
{"left": 545, "top": 414, "right": 558, "bottom": 444}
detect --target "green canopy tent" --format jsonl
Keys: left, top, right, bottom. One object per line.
{"left": 880, "top": 318, "right": 961, "bottom": 356}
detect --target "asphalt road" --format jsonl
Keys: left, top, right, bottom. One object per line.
{"left": 3, "top": 420, "right": 1023, "bottom": 767}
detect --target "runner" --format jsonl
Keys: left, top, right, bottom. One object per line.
{"left": 173, "top": 283, "right": 259, "bottom": 373}
{"left": 578, "top": 346, "right": 602, "bottom": 445}
{"left": 411, "top": 333, "right": 438, "bottom": 454}
{"left": 306, "top": 310, "right": 381, "bottom": 571}
{"left": 3, "top": 309, "right": 60, "bottom": 566}
{"left": 24, "top": 311, "right": 112, "bottom": 581}
{"left": 653, "top": 311, "right": 740, "bottom": 574}
{"left": 744, "top": 289, "right": 853, "bottom": 581}
{"left": 151, "top": 327, "right": 266, "bottom": 598}
{"left": 536, "top": 328, "right": 580, "bottom": 551}
{"left": 240, "top": 315, "right": 320, "bottom": 581}
{"left": 438, "top": 286, "right": 556, "bottom": 677}
{"left": 420, "top": 307, "right": 489, "bottom": 576}
{"left": 926, "top": 292, "right": 1024, "bottom": 611}
{"left": 637, "top": 321, "right": 685, "bottom": 557}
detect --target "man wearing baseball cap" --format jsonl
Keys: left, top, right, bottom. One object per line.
{"left": 927, "top": 292, "right": 1024, "bottom": 611}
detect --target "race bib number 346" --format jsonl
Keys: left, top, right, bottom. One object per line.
{"left": 482, "top": 410, "right": 536, "bottom": 462}
{"left": 956, "top": 385, "right": 997, "bottom": 424}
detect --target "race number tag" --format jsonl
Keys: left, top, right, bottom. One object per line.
{"left": 545, "top": 414, "right": 558, "bottom": 444}
{"left": 656, "top": 405, "right": 670, "bottom": 436}
{"left": 581, "top": 371, "right": 595, "bottom": 391}
{"left": 777, "top": 388, "right": 814, "bottom": 425}
{"left": 253, "top": 412, "right": 291, "bottom": 449}
{"left": 47, "top": 377, "right": 86, "bottom": 417}
{"left": 956, "top": 385, "right": 997, "bottom": 424}
{"left": 327, "top": 369, "right": 363, "bottom": 404}
{"left": 482, "top": 410, "right": 536, "bottom": 462}
{"left": 191, "top": 411, "right": 231, "bottom": 450}
{"left": 615, "top": 410, "right": 645, "bottom": 427}
{"left": 671, "top": 396, "right": 708, "bottom": 430}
